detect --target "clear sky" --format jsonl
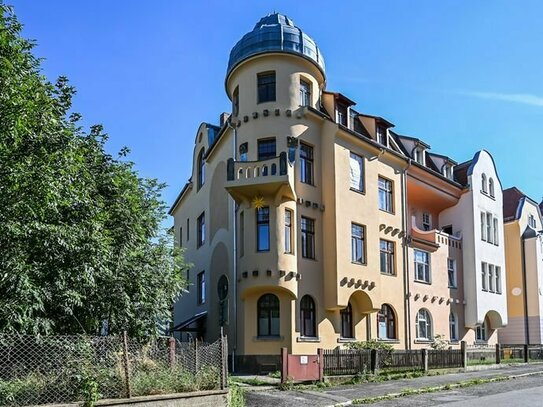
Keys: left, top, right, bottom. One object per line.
{"left": 10, "top": 0, "right": 543, "bottom": 220}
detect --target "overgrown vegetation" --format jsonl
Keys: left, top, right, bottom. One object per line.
{"left": 228, "top": 382, "right": 246, "bottom": 407}
{"left": 0, "top": 4, "right": 187, "bottom": 337}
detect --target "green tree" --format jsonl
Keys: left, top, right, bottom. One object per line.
{"left": 0, "top": 4, "right": 186, "bottom": 337}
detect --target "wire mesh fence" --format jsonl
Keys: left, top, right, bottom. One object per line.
{"left": 0, "top": 333, "right": 227, "bottom": 406}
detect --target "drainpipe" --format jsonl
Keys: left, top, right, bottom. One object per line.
{"left": 402, "top": 160, "right": 412, "bottom": 349}
{"left": 227, "top": 119, "right": 238, "bottom": 371}
{"left": 521, "top": 234, "right": 530, "bottom": 345}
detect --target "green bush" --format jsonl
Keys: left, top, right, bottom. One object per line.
{"left": 228, "top": 383, "right": 246, "bottom": 407}
{"left": 344, "top": 340, "right": 393, "bottom": 351}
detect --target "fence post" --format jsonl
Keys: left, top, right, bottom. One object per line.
{"left": 122, "top": 331, "right": 132, "bottom": 398}
{"left": 495, "top": 343, "right": 501, "bottom": 364}
{"left": 461, "top": 341, "right": 467, "bottom": 369}
{"left": 370, "top": 349, "right": 379, "bottom": 375}
{"left": 524, "top": 344, "right": 529, "bottom": 363}
{"left": 318, "top": 348, "right": 324, "bottom": 382}
{"left": 422, "top": 349, "right": 428, "bottom": 373}
{"left": 281, "top": 347, "right": 288, "bottom": 383}
{"left": 168, "top": 337, "right": 176, "bottom": 368}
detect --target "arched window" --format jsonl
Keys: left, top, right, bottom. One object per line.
{"left": 481, "top": 173, "right": 487, "bottom": 193}
{"left": 476, "top": 318, "right": 488, "bottom": 342}
{"left": 377, "top": 304, "right": 396, "bottom": 340}
{"left": 340, "top": 302, "right": 353, "bottom": 339}
{"left": 377, "top": 304, "right": 396, "bottom": 339}
{"left": 449, "top": 312, "right": 458, "bottom": 341}
{"left": 489, "top": 178, "right": 495, "bottom": 197}
{"left": 300, "top": 295, "right": 316, "bottom": 338}
{"left": 258, "top": 294, "right": 280, "bottom": 337}
{"left": 416, "top": 309, "right": 432, "bottom": 340}
{"left": 197, "top": 148, "right": 205, "bottom": 190}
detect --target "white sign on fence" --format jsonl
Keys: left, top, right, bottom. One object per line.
{"left": 300, "top": 355, "right": 308, "bottom": 365}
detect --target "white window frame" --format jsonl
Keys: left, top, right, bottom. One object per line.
{"left": 447, "top": 258, "right": 457, "bottom": 288}
{"left": 476, "top": 320, "right": 487, "bottom": 342}
{"left": 493, "top": 217, "right": 499, "bottom": 246}
{"left": 488, "top": 264, "right": 495, "bottom": 293}
{"left": 414, "top": 249, "right": 431, "bottom": 283}
{"left": 349, "top": 152, "right": 364, "bottom": 192}
{"left": 481, "top": 262, "right": 488, "bottom": 291}
{"left": 416, "top": 309, "right": 432, "bottom": 340}
{"left": 449, "top": 312, "right": 458, "bottom": 341}
{"left": 495, "top": 266, "right": 502, "bottom": 294}
{"left": 486, "top": 212, "right": 493, "bottom": 244}
{"left": 422, "top": 212, "right": 431, "bottom": 231}
{"left": 481, "top": 212, "right": 487, "bottom": 241}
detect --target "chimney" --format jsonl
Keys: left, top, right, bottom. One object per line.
{"left": 220, "top": 112, "right": 230, "bottom": 127}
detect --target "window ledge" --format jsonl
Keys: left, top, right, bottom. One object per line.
{"left": 448, "top": 340, "right": 460, "bottom": 344}
{"left": 378, "top": 339, "right": 400, "bottom": 344}
{"left": 349, "top": 187, "right": 366, "bottom": 196}
{"left": 297, "top": 336, "right": 321, "bottom": 343}
{"left": 448, "top": 286, "right": 458, "bottom": 289}
{"left": 254, "top": 336, "right": 284, "bottom": 342}
{"left": 379, "top": 209, "right": 395, "bottom": 215}
{"left": 414, "top": 339, "right": 433, "bottom": 344}
{"left": 337, "top": 337, "right": 356, "bottom": 343}
{"left": 351, "top": 261, "right": 367, "bottom": 266}
{"left": 381, "top": 272, "right": 396, "bottom": 277}
{"left": 414, "top": 279, "right": 432, "bottom": 285}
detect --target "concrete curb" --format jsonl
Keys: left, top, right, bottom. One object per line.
{"left": 324, "top": 369, "right": 543, "bottom": 407}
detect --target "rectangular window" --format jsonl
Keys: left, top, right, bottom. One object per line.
{"left": 481, "top": 262, "right": 488, "bottom": 291}
{"left": 197, "top": 271, "right": 206, "bottom": 305}
{"left": 284, "top": 209, "right": 293, "bottom": 254}
{"left": 258, "top": 138, "right": 276, "bottom": 160}
{"left": 488, "top": 264, "right": 495, "bottom": 293}
{"left": 422, "top": 212, "right": 431, "bottom": 231}
{"left": 380, "top": 239, "right": 395, "bottom": 275}
{"left": 233, "top": 86, "right": 239, "bottom": 116}
{"left": 493, "top": 217, "right": 499, "bottom": 245}
{"left": 414, "top": 250, "right": 430, "bottom": 283}
{"left": 239, "top": 211, "right": 244, "bottom": 257}
{"left": 496, "top": 266, "right": 502, "bottom": 294}
{"left": 377, "top": 125, "right": 387, "bottom": 146}
{"left": 257, "top": 207, "right": 270, "bottom": 252}
{"left": 301, "top": 216, "right": 315, "bottom": 259}
{"left": 300, "top": 143, "right": 314, "bottom": 185}
{"left": 239, "top": 142, "right": 248, "bottom": 162}
{"left": 448, "top": 258, "right": 457, "bottom": 288}
{"left": 378, "top": 177, "right": 393, "bottom": 212}
{"left": 486, "top": 212, "right": 493, "bottom": 244}
{"left": 300, "top": 78, "right": 311, "bottom": 106}
{"left": 337, "top": 103, "right": 348, "bottom": 126}
{"left": 186, "top": 218, "right": 189, "bottom": 241}
{"left": 179, "top": 227, "right": 183, "bottom": 248}
{"left": 351, "top": 223, "right": 366, "bottom": 264}
{"left": 186, "top": 269, "right": 190, "bottom": 291}
{"left": 197, "top": 212, "right": 205, "bottom": 248}
{"left": 349, "top": 152, "right": 364, "bottom": 192}
{"left": 529, "top": 214, "right": 536, "bottom": 228}
{"left": 257, "top": 72, "right": 276, "bottom": 103}
{"left": 481, "top": 212, "right": 486, "bottom": 241}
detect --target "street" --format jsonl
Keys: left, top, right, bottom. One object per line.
{"left": 245, "top": 364, "right": 543, "bottom": 407}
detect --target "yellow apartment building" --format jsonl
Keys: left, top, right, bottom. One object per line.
{"left": 499, "top": 188, "right": 543, "bottom": 344}
{"left": 169, "top": 13, "right": 508, "bottom": 372}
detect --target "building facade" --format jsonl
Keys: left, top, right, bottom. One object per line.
{"left": 169, "top": 13, "right": 508, "bottom": 372}
{"left": 499, "top": 188, "right": 543, "bottom": 344}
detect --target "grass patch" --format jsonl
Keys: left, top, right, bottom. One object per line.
{"left": 229, "top": 376, "right": 271, "bottom": 387}
{"left": 228, "top": 383, "right": 246, "bottom": 407}
{"left": 351, "top": 376, "right": 509, "bottom": 404}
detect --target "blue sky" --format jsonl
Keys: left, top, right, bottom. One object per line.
{"left": 11, "top": 0, "right": 543, "bottom": 219}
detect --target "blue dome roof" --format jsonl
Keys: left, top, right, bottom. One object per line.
{"left": 226, "top": 13, "right": 326, "bottom": 80}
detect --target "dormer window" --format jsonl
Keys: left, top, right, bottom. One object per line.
{"left": 377, "top": 125, "right": 387, "bottom": 146}
{"left": 413, "top": 147, "right": 425, "bottom": 165}
{"left": 443, "top": 164, "right": 454, "bottom": 180}
{"left": 337, "top": 102, "right": 348, "bottom": 126}
{"left": 529, "top": 214, "right": 536, "bottom": 228}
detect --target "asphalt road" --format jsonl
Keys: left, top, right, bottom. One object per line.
{"left": 245, "top": 364, "right": 543, "bottom": 407}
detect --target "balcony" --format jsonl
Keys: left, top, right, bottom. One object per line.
{"left": 226, "top": 152, "right": 295, "bottom": 203}
{"left": 410, "top": 218, "right": 462, "bottom": 252}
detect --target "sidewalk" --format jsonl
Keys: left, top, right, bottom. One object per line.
{"left": 245, "top": 363, "right": 543, "bottom": 407}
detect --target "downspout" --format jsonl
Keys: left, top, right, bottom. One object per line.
{"left": 521, "top": 235, "right": 530, "bottom": 345}
{"left": 402, "top": 159, "right": 412, "bottom": 349}
{"left": 227, "top": 120, "right": 238, "bottom": 371}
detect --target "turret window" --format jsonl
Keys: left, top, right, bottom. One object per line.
{"left": 256, "top": 207, "right": 270, "bottom": 252}
{"left": 233, "top": 86, "right": 239, "bottom": 116}
{"left": 258, "top": 294, "right": 280, "bottom": 337}
{"left": 258, "top": 138, "right": 276, "bottom": 160}
{"left": 257, "top": 72, "right": 276, "bottom": 103}
{"left": 301, "top": 216, "right": 315, "bottom": 259}
{"left": 300, "top": 143, "right": 314, "bottom": 184}
{"left": 300, "top": 78, "right": 311, "bottom": 107}
{"left": 300, "top": 295, "right": 316, "bottom": 338}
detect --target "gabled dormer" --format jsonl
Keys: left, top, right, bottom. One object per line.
{"left": 427, "top": 152, "right": 458, "bottom": 181}
{"left": 393, "top": 134, "right": 430, "bottom": 166}
{"left": 321, "top": 91, "right": 356, "bottom": 128}
{"left": 356, "top": 114, "right": 395, "bottom": 147}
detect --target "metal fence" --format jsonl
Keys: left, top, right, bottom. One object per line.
{"left": 0, "top": 333, "right": 227, "bottom": 407}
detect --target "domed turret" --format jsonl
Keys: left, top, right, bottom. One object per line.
{"left": 226, "top": 13, "right": 325, "bottom": 81}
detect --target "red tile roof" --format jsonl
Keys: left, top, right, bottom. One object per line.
{"left": 503, "top": 187, "right": 526, "bottom": 221}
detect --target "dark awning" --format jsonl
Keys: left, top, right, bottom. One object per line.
{"left": 171, "top": 311, "right": 207, "bottom": 331}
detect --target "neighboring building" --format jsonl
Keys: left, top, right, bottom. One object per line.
{"left": 169, "top": 13, "right": 508, "bottom": 372}
{"left": 499, "top": 188, "right": 543, "bottom": 344}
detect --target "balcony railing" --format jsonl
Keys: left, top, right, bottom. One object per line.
{"left": 227, "top": 152, "right": 287, "bottom": 181}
